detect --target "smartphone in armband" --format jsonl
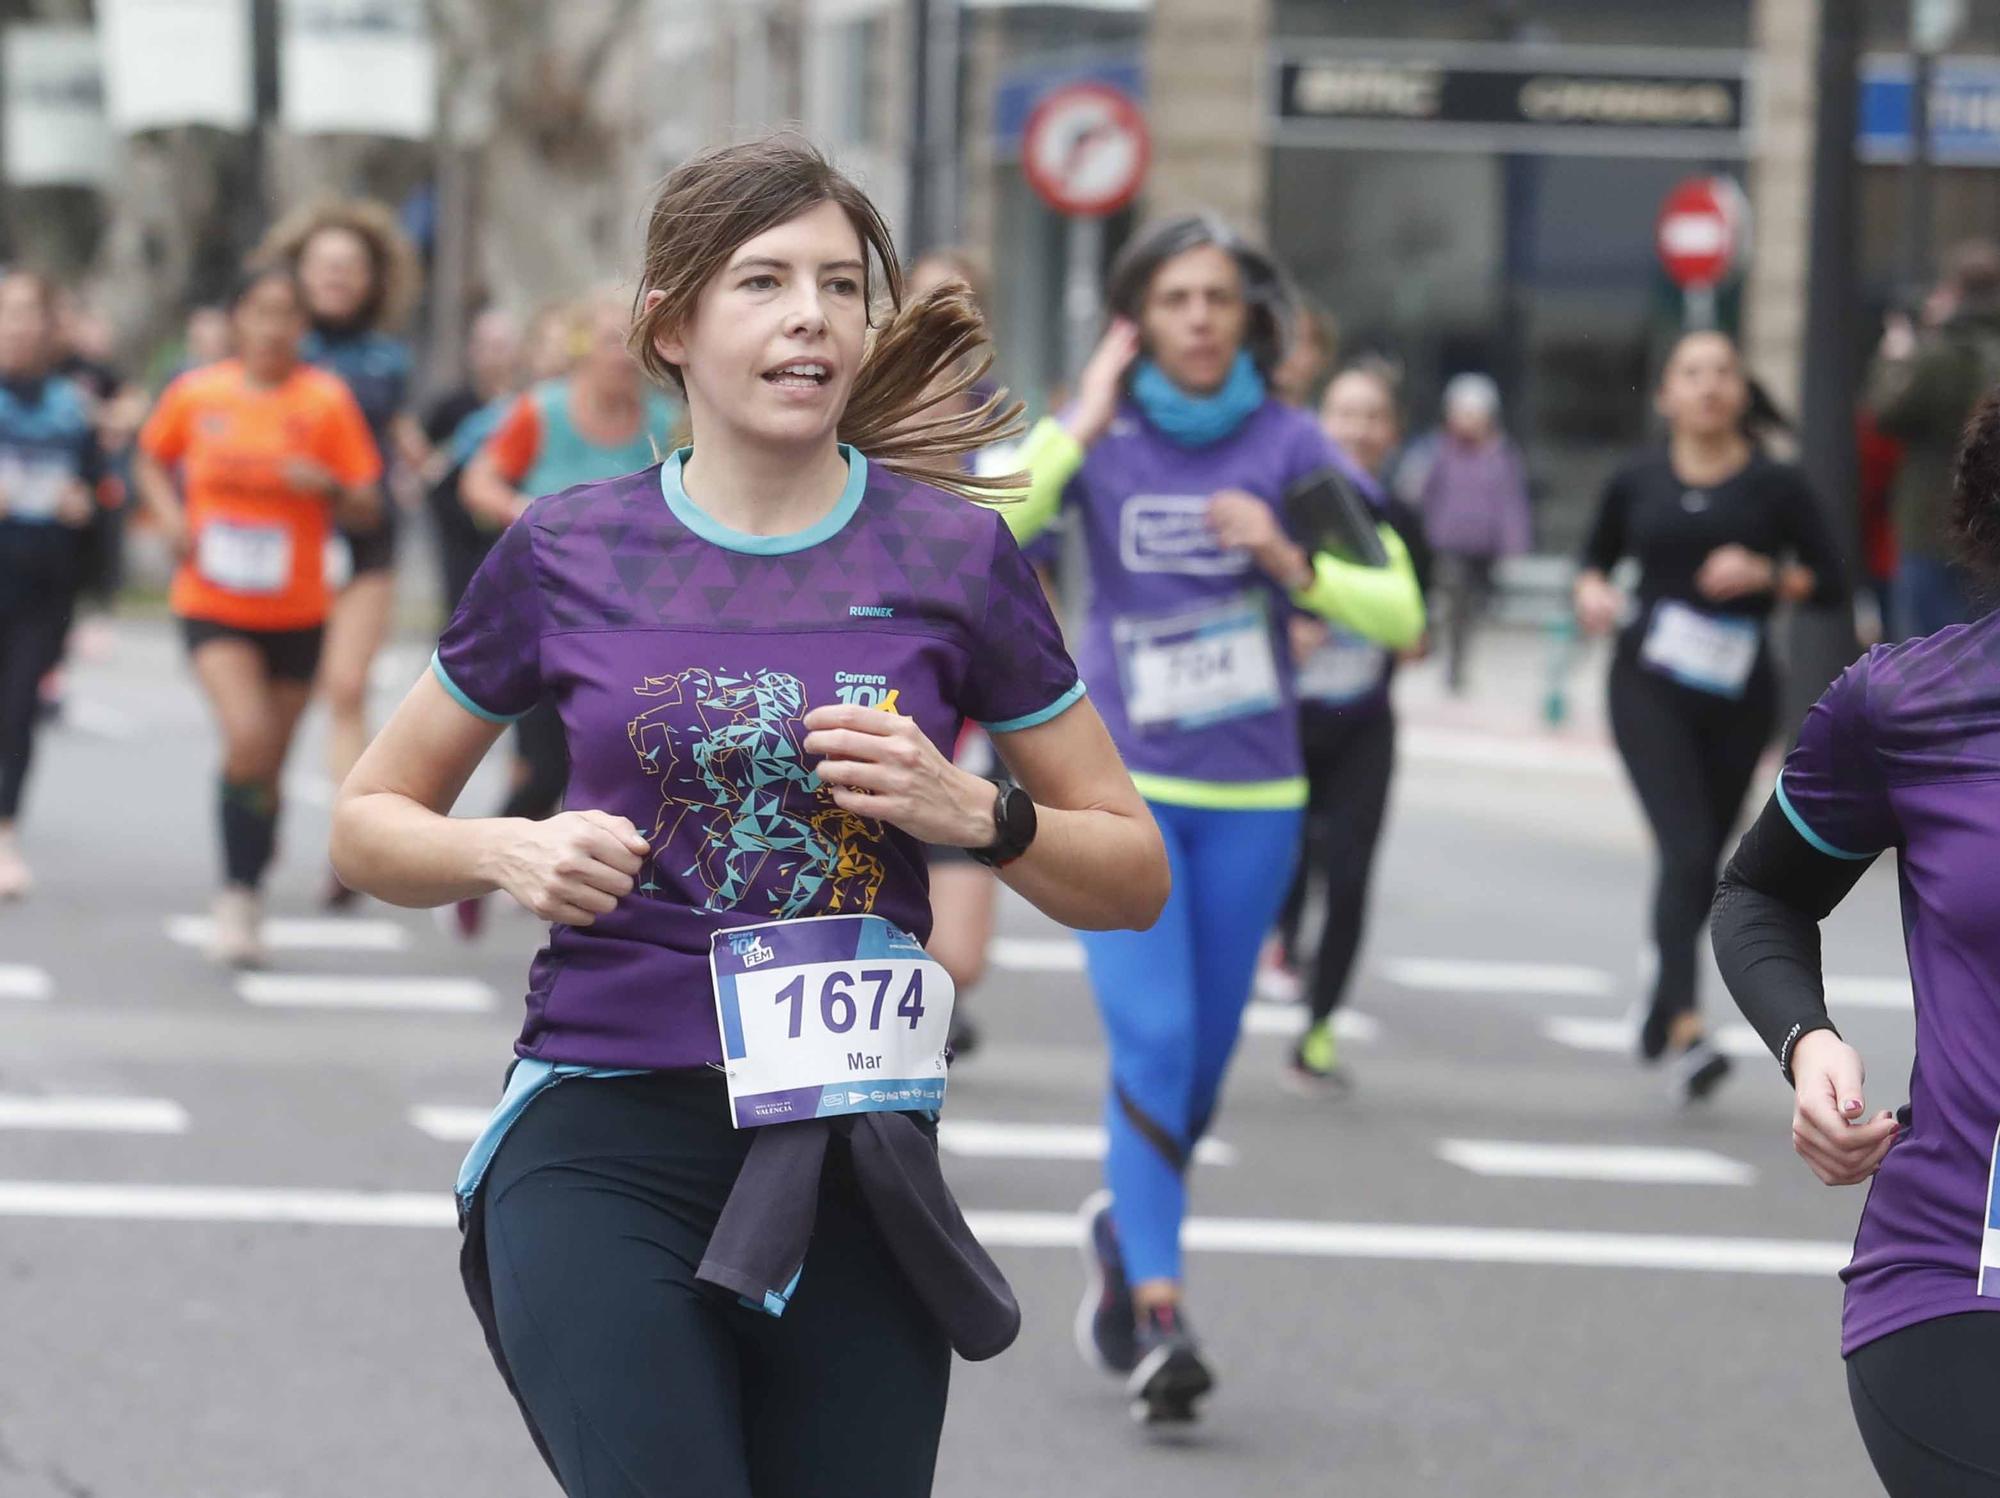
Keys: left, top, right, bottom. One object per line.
{"left": 1283, "top": 466, "right": 1390, "bottom": 569}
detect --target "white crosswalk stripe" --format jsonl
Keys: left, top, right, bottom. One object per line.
{"left": 1542, "top": 1015, "right": 1768, "bottom": 1059}
{"left": 0, "top": 965, "right": 53, "bottom": 1002}
{"left": 1382, "top": 958, "right": 1616, "bottom": 997}
{"left": 237, "top": 975, "right": 494, "bottom": 1012}
{"left": 988, "top": 936, "right": 1085, "bottom": 973}
{"left": 0, "top": 1179, "right": 1851, "bottom": 1276}
{"left": 1436, "top": 1139, "right": 1755, "bottom": 1185}
{"left": 168, "top": 915, "right": 412, "bottom": 954}
{"left": 1241, "top": 1003, "right": 1379, "bottom": 1040}
{"left": 938, "top": 1121, "right": 1237, "bottom": 1166}
{"left": 0, "top": 1095, "right": 189, "bottom": 1134}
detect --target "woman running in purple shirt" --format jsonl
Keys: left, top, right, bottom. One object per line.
{"left": 1714, "top": 388, "right": 2000, "bottom": 1497}
{"left": 330, "top": 135, "right": 1169, "bottom": 1497}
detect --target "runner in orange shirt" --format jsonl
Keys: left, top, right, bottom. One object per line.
{"left": 132, "top": 267, "right": 382, "bottom": 965}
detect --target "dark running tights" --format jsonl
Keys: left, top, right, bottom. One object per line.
{"left": 501, "top": 699, "right": 569, "bottom": 822}
{"left": 1608, "top": 651, "right": 1775, "bottom": 1038}
{"left": 0, "top": 586, "right": 73, "bottom": 823}
{"left": 1848, "top": 1313, "right": 2000, "bottom": 1496}
{"left": 1277, "top": 706, "right": 1395, "bottom": 1024}
{"left": 478, "top": 1074, "right": 950, "bottom": 1498}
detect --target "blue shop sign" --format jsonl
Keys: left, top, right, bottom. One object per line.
{"left": 1860, "top": 57, "right": 2000, "bottom": 165}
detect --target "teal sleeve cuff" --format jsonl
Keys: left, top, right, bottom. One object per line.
{"left": 1775, "top": 772, "right": 1875, "bottom": 861}
{"left": 979, "top": 680, "right": 1087, "bottom": 734}
{"left": 430, "top": 651, "right": 527, "bottom": 725}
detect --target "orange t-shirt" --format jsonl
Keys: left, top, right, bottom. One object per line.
{"left": 483, "top": 393, "right": 543, "bottom": 485}
{"left": 141, "top": 359, "right": 381, "bottom": 630}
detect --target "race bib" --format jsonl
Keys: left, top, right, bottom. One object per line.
{"left": 198, "top": 522, "right": 293, "bottom": 595}
{"left": 0, "top": 454, "right": 73, "bottom": 523}
{"left": 709, "top": 915, "right": 954, "bottom": 1129}
{"left": 1297, "top": 628, "right": 1388, "bottom": 705}
{"left": 1116, "top": 594, "right": 1282, "bottom": 731}
{"left": 1640, "top": 600, "right": 1760, "bottom": 698}
{"left": 1982, "top": 1123, "right": 2000, "bottom": 1298}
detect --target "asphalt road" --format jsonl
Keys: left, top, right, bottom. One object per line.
{"left": 0, "top": 619, "right": 1911, "bottom": 1498}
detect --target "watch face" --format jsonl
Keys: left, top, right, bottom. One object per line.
{"left": 1001, "top": 784, "right": 1037, "bottom": 850}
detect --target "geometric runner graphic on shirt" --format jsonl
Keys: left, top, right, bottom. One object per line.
{"left": 626, "top": 667, "right": 885, "bottom": 918}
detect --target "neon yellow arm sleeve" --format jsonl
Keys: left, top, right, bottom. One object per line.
{"left": 1291, "top": 525, "right": 1427, "bottom": 649}
{"left": 988, "top": 416, "right": 1082, "bottom": 546}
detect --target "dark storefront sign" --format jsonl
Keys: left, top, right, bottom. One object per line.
{"left": 1274, "top": 45, "right": 1747, "bottom": 158}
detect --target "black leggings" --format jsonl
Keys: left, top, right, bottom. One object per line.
{"left": 0, "top": 572, "right": 77, "bottom": 823}
{"left": 1608, "top": 648, "right": 1775, "bottom": 1041}
{"left": 475, "top": 1073, "right": 951, "bottom": 1498}
{"left": 1278, "top": 706, "right": 1395, "bottom": 1024}
{"left": 501, "top": 699, "right": 569, "bottom": 822}
{"left": 1848, "top": 1313, "right": 2000, "bottom": 1496}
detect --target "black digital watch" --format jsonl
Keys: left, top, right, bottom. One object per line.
{"left": 967, "top": 781, "right": 1037, "bottom": 869}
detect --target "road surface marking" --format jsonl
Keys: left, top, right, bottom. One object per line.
{"left": 237, "top": 975, "right": 494, "bottom": 1012}
{"left": 938, "top": 1121, "right": 1236, "bottom": 1166}
{"left": 169, "top": 916, "right": 412, "bottom": 954}
{"left": 1542, "top": 1016, "right": 1766, "bottom": 1059}
{"left": 0, "top": 965, "right": 53, "bottom": 1002}
{"left": 989, "top": 937, "right": 1086, "bottom": 973}
{"left": 0, "top": 1180, "right": 1850, "bottom": 1276}
{"left": 1436, "top": 1139, "right": 1754, "bottom": 1185}
{"left": 0, "top": 1095, "right": 189, "bottom": 1134}
{"left": 1241, "top": 1004, "right": 1379, "bottom": 1041}
{"left": 1381, "top": 959, "right": 1616, "bottom": 998}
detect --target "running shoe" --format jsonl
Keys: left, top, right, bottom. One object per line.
{"left": 1253, "top": 942, "right": 1302, "bottom": 1005}
{"left": 946, "top": 1009, "right": 980, "bottom": 1060}
{"left": 0, "top": 831, "right": 31, "bottom": 902}
{"left": 1127, "top": 1302, "right": 1215, "bottom": 1426}
{"left": 1284, "top": 1019, "right": 1352, "bottom": 1096}
{"left": 1671, "top": 1037, "right": 1733, "bottom": 1104}
{"left": 1073, "top": 1189, "right": 1137, "bottom": 1375}
{"left": 209, "top": 887, "right": 265, "bottom": 969}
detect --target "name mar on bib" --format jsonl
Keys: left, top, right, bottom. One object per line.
{"left": 709, "top": 914, "right": 955, "bottom": 1129}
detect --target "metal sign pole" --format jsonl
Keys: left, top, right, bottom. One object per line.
{"left": 1063, "top": 212, "right": 1104, "bottom": 389}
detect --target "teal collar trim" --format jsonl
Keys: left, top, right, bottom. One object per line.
{"left": 659, "top": 444, "right": 867, "bottom": 554}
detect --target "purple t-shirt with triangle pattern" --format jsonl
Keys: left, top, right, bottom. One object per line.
{"left": 433, "top": 448, "right": 1082, "bottom": 1070}
{"left": 1778, "top": 612, "right": 2000, "bottom": 1354}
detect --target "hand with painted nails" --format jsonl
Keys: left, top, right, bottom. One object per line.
{"left": 1789, "top": 1029, "right": 1900, "bottom": 1186}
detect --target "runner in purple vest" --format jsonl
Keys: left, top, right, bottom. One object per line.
{"left": 329, "top": 134, "right": 1168, "bottom": 1497}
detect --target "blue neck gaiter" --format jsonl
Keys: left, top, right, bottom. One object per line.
{"left": 1129, "top": 350, "right": 1266, "bottom": 448}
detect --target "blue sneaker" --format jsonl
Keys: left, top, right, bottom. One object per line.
{"left": 1073, "top": 1190, "right": 1137, "bottom": 1374}
{"left": 1127, "top": 1302, "right": 1215, "bottom": 1426}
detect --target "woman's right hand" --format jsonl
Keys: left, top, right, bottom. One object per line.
{"left": 489, "top": 809, "right": 650, "bottom": 927}
{"left": 1573, "top": 569, "right": 1624, "bottom": 636}
{"left": 1789, "top": 1029, "right": 1900, "bottom": 1187}
{"left": 1064, "top": 318, "right": 1142, "bottom": 447}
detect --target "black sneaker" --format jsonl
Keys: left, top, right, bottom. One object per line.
{"left": 1127, "top": 1302, "right": 1215, "bottom": 1425}
{"left": 1073, "top": 1190, "right": 1136, "bottom": 1375}
{"left": 1672, "top": 1037, "right": 1733, "bottom": 1104}
{"left": 946, "top": 1010, "right": 981, "bottom": 1061}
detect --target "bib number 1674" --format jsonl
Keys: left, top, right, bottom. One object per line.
{"left": 772, "top": 967, "right": 927, "bottom": 1039}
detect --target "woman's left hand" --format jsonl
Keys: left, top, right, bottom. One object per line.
{"left": 1207, "top": 489, "right": 1310, "bottom": 589}
{"left": 1696, "top": 543, "right": 1778, "bottom": 602}
{"left": 802, "top": 704, "right": 996, "bottom": 848}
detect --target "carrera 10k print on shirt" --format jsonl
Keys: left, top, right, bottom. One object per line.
{"left": 432, "top": 448, "right": 1083, "bottom": 1073}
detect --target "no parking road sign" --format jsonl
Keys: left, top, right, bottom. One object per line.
{"left": 1023, "top": 81, "right": 1150, "bottom": 218}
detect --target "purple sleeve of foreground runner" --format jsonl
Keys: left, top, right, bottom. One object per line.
{"left": 1778, "top": 651, "right": 1899, "bottom": 858}
{"left": 434, "top": 516, "right": 544, "bottom": 721}
{"left": 962, "top": 515, "right": 1083, "bottom": 732}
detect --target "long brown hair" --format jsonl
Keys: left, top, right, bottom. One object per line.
{"left": 629, "top": 134, "right": 1022, "bottom": 501}
{"left": 254, "top": 197, "right": 423, "bottom": 333}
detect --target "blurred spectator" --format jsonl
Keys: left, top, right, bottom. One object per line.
{"left": 1271, "top": 295, "right": 1335, "bottom": 409}
{"left": 182, "top": 305, "right": 232, "bottom": 370}
{"left": 421, "top": 307, "right": 524, "bottom": 612}
{"left": 1403, "top": 372, "right": 1530, "bottom": 694}
{"left": 1869, "top": 239, "right": 2000, "bottom": 638}
{"left": 1855, "top": 407, "right": 1903, "bottom": 642}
